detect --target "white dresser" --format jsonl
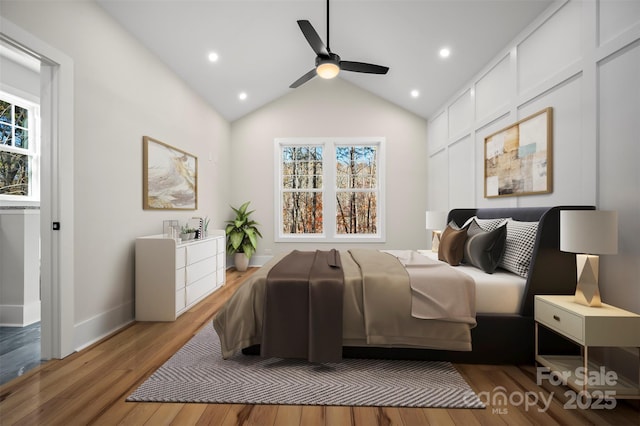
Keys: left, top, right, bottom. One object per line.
{"left": 135, "top": 230, "right": 226, "bottom": 321}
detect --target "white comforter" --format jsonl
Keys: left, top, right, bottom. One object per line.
{"left": 384, "top": 250, "right": 476, "bottom": 325}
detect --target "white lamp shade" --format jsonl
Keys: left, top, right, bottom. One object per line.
{"left": 425, "top": 211, "right": 448, "bottom": 230}
{"left": 560, "top": 210, "right": 618, "bottom": 255}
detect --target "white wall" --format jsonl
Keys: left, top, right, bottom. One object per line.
{"left": 0, "top": 210, "right": 41, "bottom": 326}
{"left": 1, "top": 1, "right": 231, "bottom": 349}
{"left": 427, "top": 0, "right": 640, "bottom": 314}
{"left": 230, "top": 77, "right": 428, "bottom": 262}
{"left": 0, "top": 50, "right": 39, "bottom": 99}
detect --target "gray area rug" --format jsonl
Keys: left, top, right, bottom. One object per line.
{"left": 127, "top": 324, "right": 485, "bottom": 408}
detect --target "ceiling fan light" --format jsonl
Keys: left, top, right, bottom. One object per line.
{"left": 316, "top": 61, "right": 340, "bottom": 79}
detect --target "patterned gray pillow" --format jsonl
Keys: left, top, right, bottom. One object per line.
{"left": 499, "top": 219, "right": 539, "bottom": 277}
{"left": 462, "top": 216, "right": 509, "bottom": 232}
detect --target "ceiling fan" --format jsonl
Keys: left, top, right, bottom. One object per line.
{"left": 290, "top": 0, "right": 390, "bottom": 89}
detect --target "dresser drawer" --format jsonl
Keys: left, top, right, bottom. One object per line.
{"left": 186, "top": 272, "right": 216, "bottom": 305}
{"left": 186, "top": 257, "right": 217, "bottom": 284}
{"left": 536, "top": 298, "right": 584, "bottom": 342}
{"left": 175, "top": 268, "right": 186, "bottom": 290}
{"left": 176, "top": 247, "right": 186, "bottom": 269}
{"left": 186, "top": 239, "right": 217, "bottom": 265}
{"left": 176, "top": 288, "right": 186, "bottom": 312}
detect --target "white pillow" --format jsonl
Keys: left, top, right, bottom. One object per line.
{"left": 499, "top": 219, "right": 539, "bottom": 278}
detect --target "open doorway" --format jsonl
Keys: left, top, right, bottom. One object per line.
{"left": 0, "top": 40, "right": 43, "bottom": 385}
{"left": 1, "top": 17, "right": 75, "bottom": 382}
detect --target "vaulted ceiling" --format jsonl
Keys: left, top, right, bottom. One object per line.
{"left": 96, "top": 0, "right": 552, "bottom": 122}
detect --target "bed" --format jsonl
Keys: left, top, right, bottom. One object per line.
{"left": 213, "top": 205, "right": 594, "bottom": 364}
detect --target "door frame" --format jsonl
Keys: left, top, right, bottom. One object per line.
{"left": 1, "top": 17, "right": 75, "bottom": 359}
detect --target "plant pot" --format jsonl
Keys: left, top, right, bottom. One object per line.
{"left": 234, "top": 253, "right": 250, "bottom": 272}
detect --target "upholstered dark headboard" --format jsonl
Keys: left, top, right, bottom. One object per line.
{"left": 447, "top": 205, "right": 595, "bottom": 317}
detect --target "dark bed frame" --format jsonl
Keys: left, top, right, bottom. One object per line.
{"left": 244, "top": 205, "right": 595, "bottom": 364}
{"left": 341, "top": 205, "right": 595, "bottom": 364}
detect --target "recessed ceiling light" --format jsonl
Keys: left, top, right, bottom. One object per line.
{"left": 439, "top": 48, "right": 451, "bottom": 58}
{"left": 410, "top": 89, "right": 420, "bottom": 98}
{"left": 208, "top": 51, "right": 219, "bottom": 63}
{"left": 238, "top": 92, "right": 248, "bottom": 101}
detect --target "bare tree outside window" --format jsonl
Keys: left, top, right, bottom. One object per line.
{"left": 0, "top": 98, "right": 33, "bottom": 197}
{"left": 278, "top": 139, "right": 382, "bottom": 240}
{"left": 335, "top": 146, "right": 377, "bottom": 234}
{"left": 281, "top": 145, "right": 324, "bottom": 234}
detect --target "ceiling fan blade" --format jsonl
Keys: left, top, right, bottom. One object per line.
{"left": 290, "top": 68, "right": 317, "bottom": 88}
{"left": 297, "top": 20, "right": 329, "bottom": 57}
{"left": 340, "top": 61, "right": 389, "bottom": 74}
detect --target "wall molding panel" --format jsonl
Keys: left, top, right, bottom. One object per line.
{"left": 447, "top": 89, "right": 472, "bottom": 141}
{"left": 475, "top": 55, "right": 511, "bottom": 122}
{"left": 426, "top": 0, "right": 640, "bottom": 313}
{"left": 517, "top": 1, "right": 582, "bottom": 94}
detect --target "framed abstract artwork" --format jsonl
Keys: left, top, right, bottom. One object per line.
{"left": 143, "top": 136, "right": 197, "bottom": 210}
{"left": 484, "top": 107, "right": 553, "bottom": 198}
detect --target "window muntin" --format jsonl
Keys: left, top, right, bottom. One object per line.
{"left": 280, "top": 145, "right": 324, "bottom": 235}
{"left": 276, "top": 138, "right": 384, "bottom": 242}
{"left": 335, "top": 145, "right": 378, "bottom": 235}
{"left": 0, "top": 93, "right": 39, "bottom": 200}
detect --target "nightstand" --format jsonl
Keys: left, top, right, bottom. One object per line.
{"left": 535, "top": 295, "right": 640, "bottom": 398}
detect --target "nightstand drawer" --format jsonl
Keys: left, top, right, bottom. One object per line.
{"left": 535, "top": 299, "right": 584, "bottom": 342}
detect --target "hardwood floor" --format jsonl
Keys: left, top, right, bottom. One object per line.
{"left": 0, "top": 268, "right": 638, "bottom": 425}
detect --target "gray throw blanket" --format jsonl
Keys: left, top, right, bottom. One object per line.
{"left": 261, "top": 249, "right": 344, "bottom": 363}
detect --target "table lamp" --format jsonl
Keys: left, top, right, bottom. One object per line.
{"left": 560, "top": 210, "right": 618, "bottom": 307}
{"left": 425, "top": 211, "right": 448, "bottom": 252}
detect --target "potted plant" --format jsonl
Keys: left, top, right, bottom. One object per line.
{"left": 180, "top": 224, "right": 197, "bottom": 240}
{"left": 203, "top": 216, "right": 210, "bottom": 237}
{"left": 225, "top": 201, "right": 262, "bottom": 272}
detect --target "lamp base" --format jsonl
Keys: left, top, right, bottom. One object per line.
{"left": 431, "top": 231, "right": 442, "bottom": 252}
{"left": 574, "top": 254, "right": 602, "bottom": 307}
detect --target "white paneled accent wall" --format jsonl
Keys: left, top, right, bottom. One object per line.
{"left": 426, "top": 0, "right": 640, "bottom": 313}
{"left": 597, "top": 41, "right": 640, "bottom": 312}
{"left": 427, "top": 148, "right": 448, "bottom": 211}
{"left": 427, "top": 110, "right": 448, "bottom": 154}
{"left": 515, "top": 74, "right": 585, "bottom": 207}
{"left": 447, "top": 136, "right": 474, "bottom": 210}
{"left": 517, "top": 1, "right": 581, "bottom": 95}
{"left": 599, "top": 0, "right": 640, "bottom": 45}
{"left": 474, "top": 55, "right": 511, "bottom": 123}
{"left": 448, "top": 90, "right": 473, "bottom": 142}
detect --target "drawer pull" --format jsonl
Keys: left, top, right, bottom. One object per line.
{"left": 553, "top": 315, "right": 560, "bottom": 321}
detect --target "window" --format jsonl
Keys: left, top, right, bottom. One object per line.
{"left": 0, "top": 91, "right": 40, "bottom": 201}
{"left": 276, "top": 138, "right": 385, "bottom": 242}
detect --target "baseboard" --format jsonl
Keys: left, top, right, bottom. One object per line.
{"left": 0, "top": 301, "right": 41, "bottom": 326}
{"left": 249, "top": 255, "right": 272, "bottom": 267}
{"left": 73, "top": 301, "right": 134, "bottom": 351}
